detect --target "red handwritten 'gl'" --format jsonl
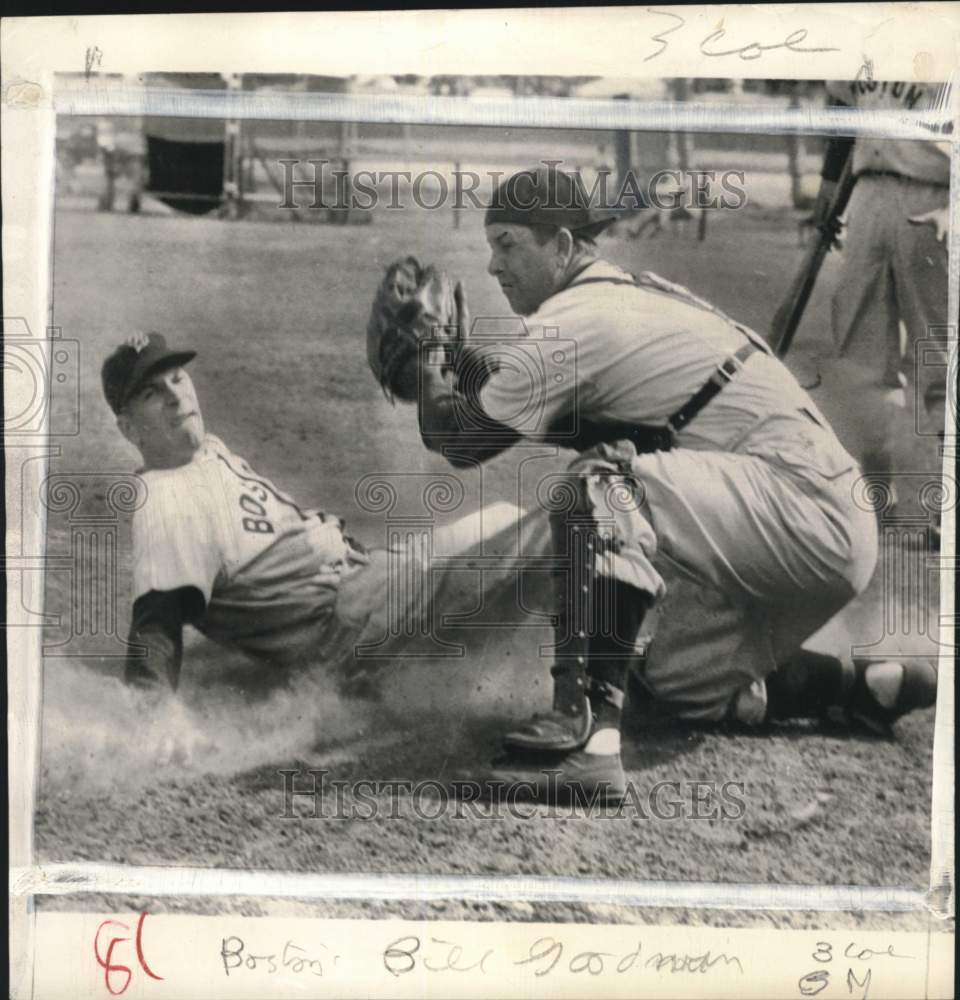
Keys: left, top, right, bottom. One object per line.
{"left": 94, "top": 913, "right": 164, "bottom": 996}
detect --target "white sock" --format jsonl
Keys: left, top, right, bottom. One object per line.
{"left": 864, "top": 661, "right": 904, "bottom": 710}
{"left": 583, "top": 727, "right": 621, "bottom": 755}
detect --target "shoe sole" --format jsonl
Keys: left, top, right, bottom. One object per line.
{"left": 454, "top": 757, "right": 627, "bottom": 807}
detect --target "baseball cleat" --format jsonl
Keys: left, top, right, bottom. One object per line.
{"left": 458, "top": 748, "right": 627, "bottom": 805}
{"left": 501, "top": 698, "right": 593, "bottom": 753}
{"left": 842, "top": 659, "right": 938, "bottom": 737}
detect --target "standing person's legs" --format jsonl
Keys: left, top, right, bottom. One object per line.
{"left": 890, "top": 178, "right": 952, "bottom": 438}
{"left": 830, "top": 179, "right": 905, "bottom": 490}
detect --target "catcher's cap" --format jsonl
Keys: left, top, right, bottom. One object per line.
{"left": 102, "top": 332, "right": 197, "bottom": 414}
{"left": 485, "top": 165, "right": 617, "bottom": 238}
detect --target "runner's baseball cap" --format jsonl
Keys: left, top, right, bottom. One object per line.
{"left": 101, "top": 333, "right": 197, "bottom": 414}
{"left": 485, "top": 164, "right": 617, "bottom": 237}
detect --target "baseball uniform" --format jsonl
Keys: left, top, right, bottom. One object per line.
{"left": 133, "top": 433, "right": 359, "bottom": 664}
{"left": 479, "top": 260, "right": 879, "bottom": 720}
{"left": 825, "top": 80, "right": 951, "bottom": 474}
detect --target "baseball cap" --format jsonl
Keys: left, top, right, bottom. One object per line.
{"left": 101, "top": 333, "right": 197, "bottom": 414}
{"left": 484, "top": 164, "right": 617, "bottom": 237}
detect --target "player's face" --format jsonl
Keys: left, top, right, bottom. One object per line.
{"left": 119, "top": 366, "right": 205, "bottom": 469}
{"left": 485, "top": 223, "right": 565, "bottom": 316}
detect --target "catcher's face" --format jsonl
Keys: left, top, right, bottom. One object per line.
{"left": 485, "top": 223, "right": 568, "bottom": 316}
{"left": 118, "top": 365, "right": 205, "bottom": 470}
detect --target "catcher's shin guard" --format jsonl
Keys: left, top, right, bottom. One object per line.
{"left": 502, "top": 513, "right": 595, "bottom": 753}
{"left": 584, "top": 580, "right": 652, "bottom": 730}
{"left": 503, "top": 514, "right": 650, "bottom": 753}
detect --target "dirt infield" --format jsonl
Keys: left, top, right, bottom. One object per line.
{"left": 34, "top": 198, "right": 942, "bottom": 928}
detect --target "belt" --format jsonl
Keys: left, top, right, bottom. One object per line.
{"left": 857, "top": 169, "right": 946, "bottom": 187}
{"left": 858, "top": 169, "right": 909, "bottom": 181}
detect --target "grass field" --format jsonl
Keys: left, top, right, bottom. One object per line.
{"left": 34, "top": 193, "right": 944, "bottom": 930}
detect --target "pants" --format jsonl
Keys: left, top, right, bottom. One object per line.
{"left": 831, "top": 175, "right": 951, "bottom": 475}
{"left": 565, "top": 426, "right": 879, "bottom": 721}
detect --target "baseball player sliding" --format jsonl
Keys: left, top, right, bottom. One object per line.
{"left": 102, "top": 333, "right": 399, "bottom": 697}
{"left": 816, "top": 80, "right": 951, "bottom": 532}
{"left": 368, "top": 164, "right": 938, "bottom": 806}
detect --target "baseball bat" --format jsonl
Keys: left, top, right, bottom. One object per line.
{"left": 772, "top": 158, "right": 857, "bottom": 358}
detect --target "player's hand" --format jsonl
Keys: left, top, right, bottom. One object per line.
{"left": 907, "top": 206, "right": 949, "bottom": 243}
{"left": 812, "top": 180, "right": 837, "bottom": 229}
{"left": 344, "top": 541, "right": 371, "bottom": 567}
{"left": 825, "top": 218, "right": 845, "bottom": 251}
{"left": 880, "top": 371, "right": 908, "bottom": 410}
{"left": 802, "top": 213, "right": 844, "bottom": 250}
{"left": 454, "top": 279, "right": 469, "bottom": 341}
{"left": 881, "top": 387, "right": 907, "bottom": 410}
{"left": 808, "top": 181, "right": 844, "bottom": 250}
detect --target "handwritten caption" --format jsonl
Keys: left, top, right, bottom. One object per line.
{"left": 213, "top": 932, "right": 915, "bottom": 993}
{"left": 218, "top": 931, "right": 743, "bottom": 985}
{"left": 798, "top": 939, "right": 914, "bottom": 999}
{"left": 221, "top": 936, "right": 334, "bottom": 977}
{"left": 643, "top": 8, "right": 840, "bottom": 63}
{"left": 93, "top": 913, "right": 163, "bottom": 996}
{"left": 89, "top": 916, "right": 918, "bottom": 996}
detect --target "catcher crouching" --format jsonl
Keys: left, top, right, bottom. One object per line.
{"left": 368, "top": 165, "right": 938, "bottom": 805}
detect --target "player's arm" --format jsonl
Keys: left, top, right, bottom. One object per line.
{"left": 907, "top": 201, "right": 949, "bottom": 242}
{"left": 126, "top": 476, "right": 219, "bottom": 694}
{"left": 417, "top": 346, "right": 522, "bottom": 468}
{"left": 124, "top": 586, "right": 205, "bottom": 693}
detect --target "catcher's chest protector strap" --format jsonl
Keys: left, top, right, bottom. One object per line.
{"left": 668, "top": 341, "right": 759, "bottom": 432}
{"left": 557, "top": 273, "right": 764, "bottom": 454}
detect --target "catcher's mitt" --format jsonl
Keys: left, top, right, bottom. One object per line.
{"left": 366, "top": 256, "right": 467, "bottom": 402}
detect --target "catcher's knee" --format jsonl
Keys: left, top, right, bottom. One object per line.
{"left": 543, "top": 466, "right": 664, "bottom": 599}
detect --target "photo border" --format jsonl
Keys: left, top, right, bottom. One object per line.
{"left": 4, "top": 7, "right": 957, "bottom": 998}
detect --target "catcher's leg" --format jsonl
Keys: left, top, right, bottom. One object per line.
{"left": 470, "top": 589, "right": 652, "bottom": 806}
{"left": 463, "top": 455, "right": 662, "bottom": 805}
{"left": 503, "top": 462, "right": 659, "bottom": 754}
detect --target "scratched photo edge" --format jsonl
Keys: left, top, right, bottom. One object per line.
{"left": 9, "top": 31, "right": 960, "bottom": 908}
{"left": 4, "top": 9, "right": 957, "bottom": 1000}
